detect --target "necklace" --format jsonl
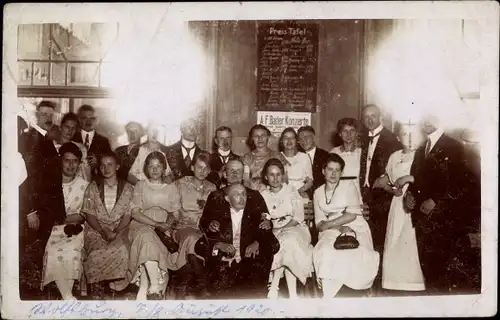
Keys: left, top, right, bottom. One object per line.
{"left": 324, "top": 182, "right": 339, "bottom": 205}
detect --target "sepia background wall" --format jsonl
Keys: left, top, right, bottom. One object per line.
{"left": 16, "top": 19, "right": 482, "bottom": 176}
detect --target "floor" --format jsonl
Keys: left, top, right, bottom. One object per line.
{"left": 20, "top": 238, "right": 481, "bottom": 301}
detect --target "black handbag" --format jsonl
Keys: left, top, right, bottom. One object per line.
{"left": 154, "top": 228, "right": 179, "bottom": 253}
{"left": 63, "top": 224, "right": 83, "bottom": 237}
{"left": 334, "top": 230, "right": 359, "bottom": 250}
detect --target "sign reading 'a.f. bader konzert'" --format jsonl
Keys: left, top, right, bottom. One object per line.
{"left": 257, "top": 111, "right": 311, "bottom": 137}
{"left": 257, "top": 21, "right": 319, "bottom": 113}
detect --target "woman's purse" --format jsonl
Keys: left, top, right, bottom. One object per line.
{"left": 155, "top": 228, "right": 179, "bottom": 253}
{"left": 63, "top": 224, "right": 83, "bottom": 237}
{"left": 334, "top": 230, "right": 359, "bottom": 250}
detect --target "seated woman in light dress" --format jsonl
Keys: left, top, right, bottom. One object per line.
{"left": 40, "top": 142, "right": 89, "bottom": 300}
{"left": 169, "top": 151, "right": 216, "bottom": 298}
{"left": 260, "top": 158, "right": 313, "bottom": 299}
{"left": 330, "top": 118, "right": 362, "bottom": 200}
{"left": 126, "top": 151, "right": 183, "bottom": 300}
{"left": 82, "top": 151, "right": 134, "bottom": 296}
{"left": 279, "top": 127, "right": 313, "bottom": 203}
{"left": 128, "top": 123, "right": 172, "bottom": 185}
{"left": 372, "top": 122, "right": 425, "bottom": 293}
{"left": 313, "top": 153, "right": 379, "bottom": 298}
{"left": 242, "top": 124, "right": 289, "bottom": 191}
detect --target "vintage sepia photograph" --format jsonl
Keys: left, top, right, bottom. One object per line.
{"left": 2, "top": 2, "right": 498, "bottom": 318}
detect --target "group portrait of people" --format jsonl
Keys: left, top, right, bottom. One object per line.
{"left": 17, "top": 101, "right": 480, "bottom": 301}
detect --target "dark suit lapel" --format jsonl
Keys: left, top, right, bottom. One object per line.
{"left": 427, "top": 134, "right": 446, "bottom": 160}
{"left": 359, "top": 138, "right": 369, "bottom": 186}
{"left": 221, "top": 205, "right": 233, "bottom": 243}
{"left": 371, "top": 129, "right": 388, "bottom": 166}
{"left": 240, "top": 205, "right": 253, "bottom": 250}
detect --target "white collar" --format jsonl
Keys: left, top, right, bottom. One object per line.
{"left": 181, "top": 139, "right": 195, "bottom": 149}
{"left": 82, "top": 129, "right": 95, "bottom": 137}
{"left": 427, "top": 128, "right": 444, "bottom": 145}
{"left": 230, "top": 207, "right": 244, "bottom": 216}
{"left": 306, "top": 146, "right": 316, "bottom": 156}
{"left": 369, "top": 124, "right": 384, "bottom": 137}
{"left": 218, "top": 148, "right": 231, "bottom": 157}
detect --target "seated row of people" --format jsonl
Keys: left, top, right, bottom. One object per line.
{"left": 31, "top": 138, "right": 379, "bottom": 300}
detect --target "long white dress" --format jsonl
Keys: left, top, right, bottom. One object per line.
{"left": 282, "top": 152, "right": 313, "bottom": 204}
{"left": 313, "top": 182, "right": 379, "bottom": 290}
{"left": 382, "top": 150, "right": 425, "bottom": 291}
{"left": 330, "top": 146, "right": 363, "bottom": 201}
{"left": 260, "top": 184, "right": 314, "bottom": 284}
{"left": 41, "top": 176, "right": 89, "bottom": 288}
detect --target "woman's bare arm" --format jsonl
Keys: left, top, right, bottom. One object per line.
{"left": 317, "top": 212, "right": 357, "bottom": 232}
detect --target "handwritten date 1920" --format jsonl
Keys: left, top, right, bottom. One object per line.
{"left": 235, "top": 304, "right": 273, "bottom": 316}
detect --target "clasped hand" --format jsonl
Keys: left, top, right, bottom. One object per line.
{"left": 101, "top": 226, "right": 116, "bottom": 242}
{"left": 404, "top": 192, "right": 436, "bottom": 215}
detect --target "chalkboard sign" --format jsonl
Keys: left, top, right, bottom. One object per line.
{"left": 257, "top": 22, "right": 319, "bottom": 113}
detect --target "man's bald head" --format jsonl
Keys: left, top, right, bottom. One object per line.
{"left": 224, "top": 183, "right": 247, "bottom": 211}
{"left": 224, "top": 158, "right": 245, "bottom": 185}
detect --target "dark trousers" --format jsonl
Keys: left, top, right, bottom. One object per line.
{"left": 206, "top": 256, "right": 272, "bottom": 299}
{"left": 362, "top": 187, "right": 391, "bottom": 253}
{"left": 414, "top": 221, "right": 477, "bottom": 295}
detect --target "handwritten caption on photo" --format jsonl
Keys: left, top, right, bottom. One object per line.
{"left": 29, "top": 300, "right": 279, "bottom": 318}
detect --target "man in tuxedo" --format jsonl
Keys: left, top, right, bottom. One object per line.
{"left": 404, "top": 114, "right": 473, "bottom": 294}
{"left": 73, "top": 104, "right": 111, "bottom": 180}
{"left": 165, "top": 118, "right": 205, "bottom": 181}
{"left": 297, "top": 126, "right": 330, "bottom": 199}
{"left": 207, "top": 126, "right": 241, "bottom": 188}
{"left": 115, "top": 121, "right": 144, "bottom": 181}
{"left": 359, "top": 104, "right": 402, "bottom": 254}
{"left": 196, "top": 183, "right": 279, "bottom": 299}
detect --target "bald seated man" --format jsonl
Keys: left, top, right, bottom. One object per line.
{"left": 196, "top": 160, "right": 280, "bottom": 299}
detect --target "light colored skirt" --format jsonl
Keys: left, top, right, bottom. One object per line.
{"left": 173, "top": 226, "right": 204, "bottom": 264}
{"left": 41, "top": 224, "right": 84, "bottom": 288}
{"left": 126, "top": 220, "right": 181, "bottom": 286}
{"left": 313, "top": 217, "right": 379, "bottom": 290}
{"left": 84, "top": 228, "right": 129, "bottom": 284}
{"left": 382, "top": 193, "right": 425, "bottom": 291}
{"left": 271, "top": 223, "right": 313, "bottom": 284}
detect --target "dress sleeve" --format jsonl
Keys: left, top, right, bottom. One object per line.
{"left": 304, "top": 153, "right": 313, "bottom": 180}
{"left": 290, "top": 187, "right": 305, "bottom": 223}
{"left": 344, "top": 182, "right": 363, "bottom": 215}
{"left": 385, "top": 151, "right": 397, "bottom": 183}
{"left": 314, "top": 187, "right": 326, "bottom": 225}
{"left": 122, "top": 184, "right": 134, "bottom": 216}
{"left": 74, "top": 180, "right": 89, "bottom": 214}
{"left": 167, "top": 183, "right": 182, "bottom": 213}
{"left": 130, "top": 180, "right": 144, "bottom": 211}
{"left": 81, "top": 183, "right": 97, "bottom": 217}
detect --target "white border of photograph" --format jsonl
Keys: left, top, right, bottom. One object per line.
{"left": 2, "top": 2, "right": 498, "bottom": 319}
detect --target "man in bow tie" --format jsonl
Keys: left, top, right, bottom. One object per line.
{"left": 358, "top": 104, "right": 401, "bottom": 288}
{"left": 196, "top": 183, "right": 279, "bottom": 299}
{"left": 404, "top": 114, "right": 477, "bottom": 294}
{"left": 207, "top": 126, "right": 241, "bottom": 188}
{"left": 165, "top": 118, "right": 206, "bottom": 181}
